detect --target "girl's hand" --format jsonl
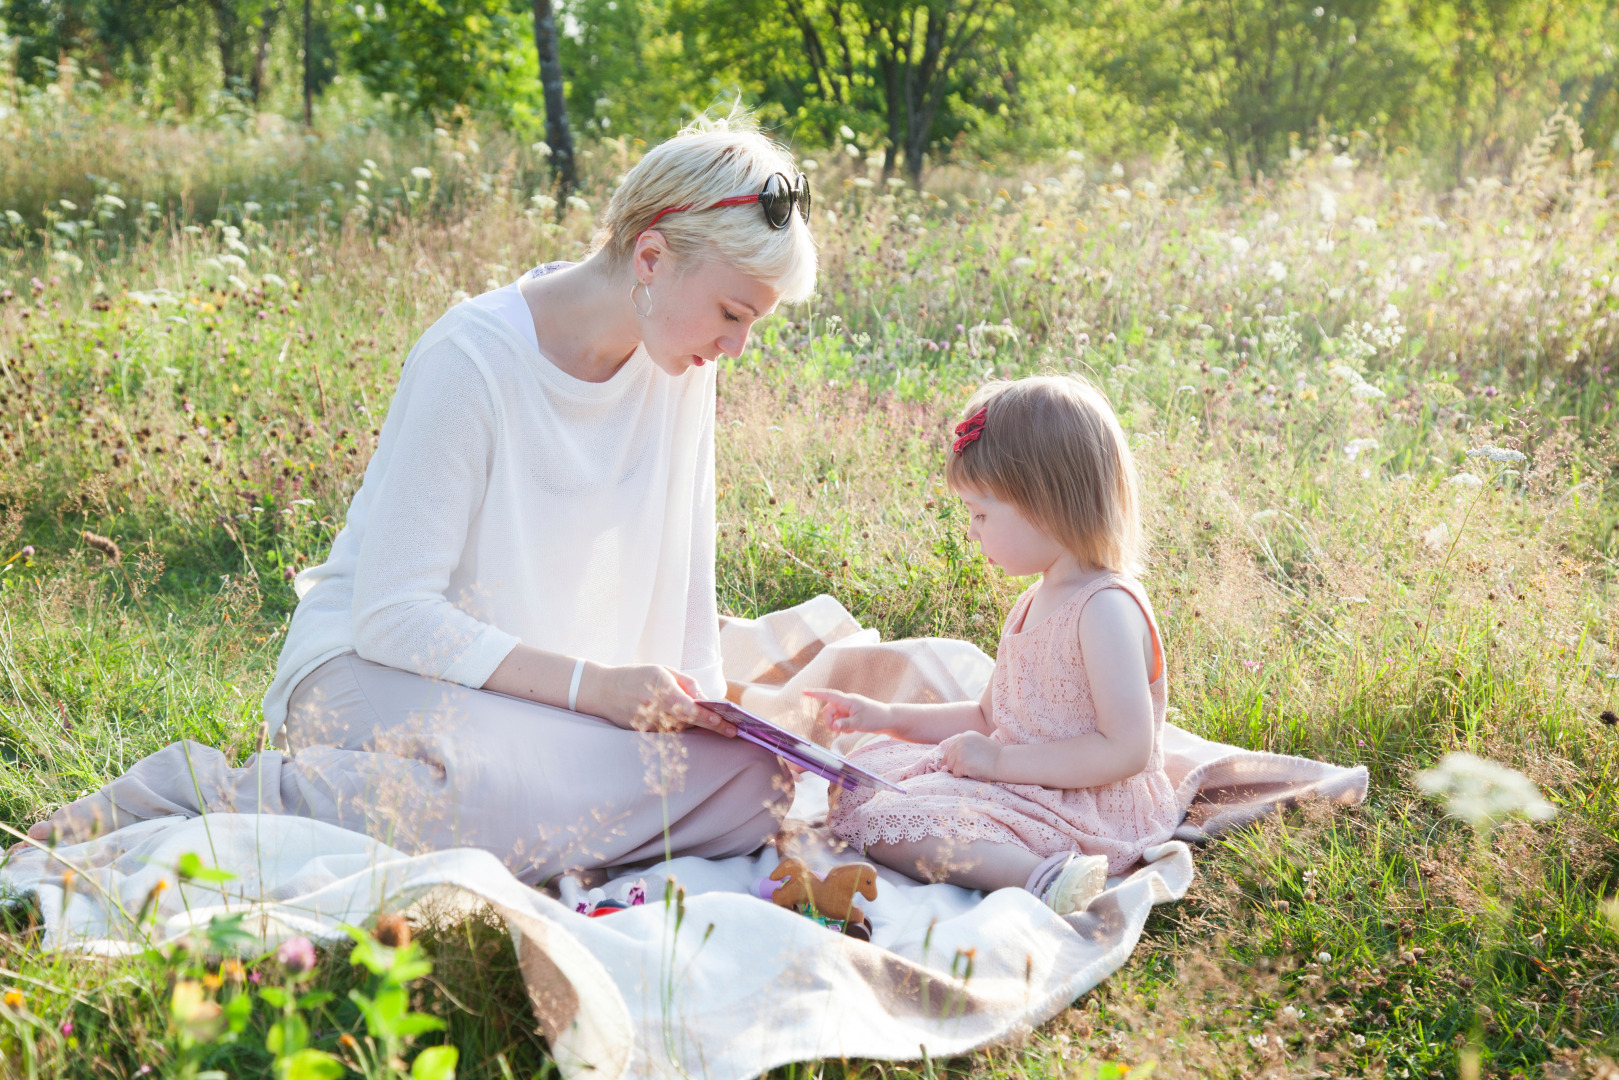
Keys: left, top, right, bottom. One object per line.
{"left": 580, "top": 663, "right": 736, "bottom": 738}
{"left": 802, "top": 688, "right": 895, "bottom": 736}
{"left": 942, "top": 731, "right": 1002, "bottom": 781}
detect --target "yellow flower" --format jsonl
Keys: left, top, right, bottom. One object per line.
{"left": 2, "top": 988, "right": 25, "bottom": 1008}
{"left": 201, "top": 972, "right": 223, "bottom": 990}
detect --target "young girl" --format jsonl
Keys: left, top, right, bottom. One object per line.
{"left": 808, "top": 375, "right": 1179, "bottom": 916}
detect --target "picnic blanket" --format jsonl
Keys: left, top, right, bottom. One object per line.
{"left": 1, "top": 595, "right": 1368, "bottom": 1079}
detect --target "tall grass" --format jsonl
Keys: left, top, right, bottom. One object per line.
{"left": 0, "top": 95, "right": 1616, "bottom": 1077}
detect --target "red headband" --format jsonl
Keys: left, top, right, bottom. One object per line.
{"left": 952, "top": 406, "right": 988, "bottom": 454}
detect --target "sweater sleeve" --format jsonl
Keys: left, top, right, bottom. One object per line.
{"left": 349, "top": 340, "right": 521, "bottom": 686}
{"left": 681, "top": 369, "right": 725, "bottom": 697}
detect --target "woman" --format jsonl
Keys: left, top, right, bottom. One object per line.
{"left": 29, "top": 115, "right": 818, "bottom": 886}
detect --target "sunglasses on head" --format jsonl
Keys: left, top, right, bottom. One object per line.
{"left": 645, "top": 171, "right": 811, "bottom": 232}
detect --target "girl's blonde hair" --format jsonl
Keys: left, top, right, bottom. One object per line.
{"left": 946, "top": 375, "right": 1144, "bottom": 575}
{"left": 592, "top": 109, "right": 817, "bottom": 302}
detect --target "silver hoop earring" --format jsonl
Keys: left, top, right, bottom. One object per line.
{"left": 631, "top": 280, "right": 654, "bottom": 318}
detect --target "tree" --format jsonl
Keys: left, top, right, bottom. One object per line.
{"left": 673, "top": 0, "right": 1058, "bottom": 181}
{"left": 530, "top": 0, "right": 577, "bottom": 192}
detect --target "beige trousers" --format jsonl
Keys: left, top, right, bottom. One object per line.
{"left": 36, "top": 653, "right": 792, "bottom": 885}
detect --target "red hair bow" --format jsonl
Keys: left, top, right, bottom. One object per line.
{"left": 952, "top": 406, "right": 988, "bottom": 454}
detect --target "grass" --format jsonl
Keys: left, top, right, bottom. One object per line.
{"left": 1, "top": 93, "right": 1618, "bottom": 1078}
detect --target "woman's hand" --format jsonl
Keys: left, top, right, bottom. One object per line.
{"left": 802, "top": 688, "right": 896, "bottom": 737}
{"left": 579, "top": 663, "right": 736, "bottom": 737}
{"left": 942, "top": 731, "right": 1002, "bottom": 781}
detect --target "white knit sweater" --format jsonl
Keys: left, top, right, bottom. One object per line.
{"left": 260, "top": 271, "right": 722, "bottom": 736}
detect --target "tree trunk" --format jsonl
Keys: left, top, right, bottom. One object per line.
{"left": 302, "top": 0, "right": 313, "bottom": 128}
{"left": 211, "top": 0, "right": 240, "bottom": 94}
{"left": 249, "top": 2, "right": 281, "bottom": 106}
{"left": 530, "top": 0, "right": 577, "bottom": 195}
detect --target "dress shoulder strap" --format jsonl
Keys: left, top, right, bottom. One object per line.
{"left": 1072, "top": 573, "right": 1165, "bottom": 685}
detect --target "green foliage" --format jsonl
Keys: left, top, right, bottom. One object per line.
{"left": 336, "top": 0, "right": 543, "bottom": 128}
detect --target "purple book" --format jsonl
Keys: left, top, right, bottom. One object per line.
{"left": 696, "top": 700, "right": 908, "bottom": 794}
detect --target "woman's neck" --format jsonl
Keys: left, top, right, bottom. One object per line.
{"left": 519, "top": 255, "right": 643, "bottom": 383}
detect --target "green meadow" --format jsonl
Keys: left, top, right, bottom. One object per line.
{"left": 2, "top": 94, "right": 1618, "bottom": 1078}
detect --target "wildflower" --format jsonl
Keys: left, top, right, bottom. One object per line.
{"left": 1280, "top": 1006, "right": 1302, "bottom": 1023}
{"left": 261, "top": 273, "right": 287, "bottom": 290}
{"left": 1011, "top": 257, "right": 1035, "bottom": 271}
{"left": 531, "top": 193, "right": 557, "bottom": 211}
{"left": 1265, "top": 260, "right": 1288, "bottom": 282}
{"left": 201, "top": 972, "right": 223, "bottom": 990}
{"left": 1343, "top": 438, "right": 1378, "bottom": 460}
{"left": 1229, "top": 235, "right": 1250, "bottom": 257}
{"left": 21, "top": 545, "right": 34, "bottom": 558}
{"left": 1421, "top": 523, "right": 1451, "bottom": 552}
{"left": 1317, "top": 951, "right": 1332, "bottom": 963}
{"left": 888, "top": 177, "right": 908, "bottom": 189}
{"left": 566, "top": 195, "right": 591, "bottom": 213}
{"left": 410, "top": 166, "right": 433, "bottom": 181}
{"left": 839, "top": 125, "right": 856, "bottom": 141}
{"left": 1415, "top": 751, "right": 1557, "bottom": 828}
{"left": 60, "top": 1019, "right": 73, "bottom": 1036}
{"left": 1352, "top": 215, "right": 1377, "bottom": 233}
{"left": 275, "top": 935, "right": 317, "bottom": 973}
{"left": 1249, "top": 509, "right": 1278, "bottom": 523}
{"left": 851, "top": 177, "right": 875, "bottom": 189}
{"left": 243, "top": 201, "right": 261, "bottom": 215}
{"left": 1348, "top": 383, "right": 1386, "bottom": 400}
{"left": 2, "top": 989, "right": 23, "bottom": 1008}
{"left": 1445, "top": 473, "right": 1483, "bottom": 489}
{"left": 1465, "top": 446, "right": 1527, "bottom": 464}
{"left": 1332, "top": 154, "right": 1355, "bottom": 171}
{"left": 59, "top": 199, "right": 78, "bottom": 211}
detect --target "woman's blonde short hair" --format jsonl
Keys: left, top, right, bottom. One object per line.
{"left": 592, "top": 110, "right": 817, "bottom": 302}
{"left": 946, "top": 375, "right": 1144, "bottom": 575}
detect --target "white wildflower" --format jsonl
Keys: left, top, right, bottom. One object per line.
{"left": 1466, "top": 446, "right": 1527, "bottom": 464}
{"left": 243, "top": 201, "right": 261, "bottom": 214}
{"left": 50, "top": 251, "right": 84, "bottom": 273}
{"left": 1343, "top": 438, "right": 1379, "bottom": 460}
{"left": 800, "top": 158, "right": 819, "bottom": 171}
{"left": 839, "top": 125, "right": 856, "bottom": 141}
{"left": 1011, "top": 257, "right": 1036, "bottom": 271}
{"left": 889, "top": 177, "right": 908, "bottom": 189}
{"left": 410, "top": 166, "right": 433, "bottom": 181}
{"left": 1113, "top": 187, "right": 1131, "bottom": 202}
{"left": 1415, "top": 751, "right": 1557, "bottom": 828}
{"left": 566, "top": 195, "right": 591, "bottom": 213}
{"left": 1331, "top": 154, "right": 1356, "bottom": 171}
{"left": 1265, "top": 260, "right": 1288, "bottom": 282}
{"left": 531, "top": 193, "right": 557, "bottom": 211}
{"left": 1349, "top": 382, "right": 1387, "bottom": 400}
{"left": 1317, "top": 951, "right": 1332, "bottom": 963}
{"left": 1280, "top": 1006, "right": 1302, "bottom": 1023}
{"left": 845, "top": 143, "right": 862, "bottom": 159}
{"left": 851, "top": 177, "right": 875, "bottom": 189}
{"left": 1110, "top": 162, "right": 1125, "bottom": 178}
{"left": 227, "top": 274, "right": 249, "bottom": 291}
{"left": 260, "top": 273, "right": 287, "bottom": 290}
{"left": 1229, "top": 235, "right": 1251, "bottom": 258}
{"left": 128, "top": 288, "right": 177, "bottom": 307}
{"left": 1316, "top": 236, "right": 1337, "bottom": 254}
{"left": 531, "top": 140, "right": 552, "bottom": 157}
{"left": 4, "top": 209, "right": 23, "bottom": 226}
{"left": 1327, "top": 364, "right": 1363, "bottom": 382}
{"left": 1421, "top": 523, "right": 1451, "bottom": 552}
{"left": 1352, "top": 215, "right": 1377, "bottom": 233}
{"left": 1250, "top": 509, "right": 1279, "bottom": 524}
{"left": 1445, "top": 473, "right": 1484, "bottom": 489}
{"left": 100, "top": 194, "right": 127, "bottom": 209}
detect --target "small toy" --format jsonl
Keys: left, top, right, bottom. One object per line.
{"left": 759, "top": 858, "right": 878, "bottom": 940}
{"left": 575, "top": 878, "right": 647, "bottom": 917}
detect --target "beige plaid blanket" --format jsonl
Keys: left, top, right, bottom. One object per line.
{"left": 3, "top": 595, "right": 1367, "bottom": 1079}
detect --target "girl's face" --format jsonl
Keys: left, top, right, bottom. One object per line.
{"left": 957, "top": 485, "right": 1068, "bottom": 577}
{"left": 639, "top": 253, "right": 781, "bottom": 377}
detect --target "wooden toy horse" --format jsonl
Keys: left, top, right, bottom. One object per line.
{"left": 769, "top": 858, "right": 879, "bottom": 928}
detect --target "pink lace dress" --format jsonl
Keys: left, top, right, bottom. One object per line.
{"left": 827, "top": 574, "right": 1180, "bottom": 875}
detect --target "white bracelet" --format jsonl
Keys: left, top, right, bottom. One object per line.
{"left": 568, "top": 657, "right": 586, "bottom": 712}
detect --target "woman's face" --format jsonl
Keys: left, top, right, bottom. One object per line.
{"left": 638, "top": 248, "right": 782, "bottom": 377}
